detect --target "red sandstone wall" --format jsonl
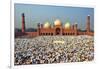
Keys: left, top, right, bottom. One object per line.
{"left": 25, "top": 32, "right": 38, "bottom": 37}
{"left": 15, "top": 32, "right": 38, "bottom": 38}
{"left": 39, "top": 28, "right": 55, "bottom": 35}
{"left": 87, "top": 32, "right": 94, "bottom": 36}
{"left": 15, "top": 32, "right": 25, "bottom": 37}
{"left": 62, "top": 28, "right": 75, "bottom": 35}
{"left": 77, "top": 32, "right": 94, "bottom": 36}
{"left": 40, "top": 28, "right": 54, "bottom": 33}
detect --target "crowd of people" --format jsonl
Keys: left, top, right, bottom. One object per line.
{"left": 14, "top": 35, "right": 94, "bottom": 65}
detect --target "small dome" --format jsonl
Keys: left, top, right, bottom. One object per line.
{"left": 43, "top": 22, "right": 51, "bottom": 28}
{"left": 54, "top": 19, "right": 62, "bottom": 26}
{"left": 65, "top": 22, "right": 70, "bottom": 29}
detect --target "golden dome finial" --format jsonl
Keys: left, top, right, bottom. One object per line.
{"left": 65, "top": 22, "right": 70, "bottom": 29}
{"left": 54, "top": 19, "right": 62, "bottom": 26}
{"left": 65, "top": 18, "right": 70, "bottom": 29}
{"left": 43, "top": 22, "right": 51, "bottom": 28}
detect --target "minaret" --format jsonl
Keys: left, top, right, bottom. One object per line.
{"left": 22, "top": 13, "right": 25, "bottom": 33}
{"left": 72, "top": 24, "right": 74, "bottom": 30}
{"left": 37, "top": 23, "right": 40, "bottom": 35}
{"left": 74, "top": 23, "right": 78, "bottom": 35}
{"left": 41, "top": 24, "right": 43, "bottom": 28}
{"left": 86, "top": 15, "right": 90, "bottom": 33}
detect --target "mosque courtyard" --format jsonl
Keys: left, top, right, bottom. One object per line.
{"left": 14, "top": 35, "right": 94, "bottom": 65}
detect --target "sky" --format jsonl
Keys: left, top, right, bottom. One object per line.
{"left": 14, "top": 3, "right": 94, "bottom": 30}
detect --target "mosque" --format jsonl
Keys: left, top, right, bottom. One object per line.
{"left": 15, "top": 13, "right": 94, "bottom": 37}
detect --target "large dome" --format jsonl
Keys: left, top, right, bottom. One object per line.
{"left": 64, "top": 22, "right": 70, "bottom": 29}
{"left": 54, "top": 19, "right": 62, "bottom": 26}
{"left": 43, "top": 22, "right": 51, "bottom": 28}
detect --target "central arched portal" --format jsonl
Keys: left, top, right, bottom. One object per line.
{"left": 55, "top": 28, "right": 61, "bottom": 35}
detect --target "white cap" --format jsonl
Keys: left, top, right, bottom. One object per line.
{"left": 88, "top": 15, "right": 90, "bottom": 16}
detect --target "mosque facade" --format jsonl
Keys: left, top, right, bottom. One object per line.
{"left": 15, "top": 13, "right": 94, "bottom": 37}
